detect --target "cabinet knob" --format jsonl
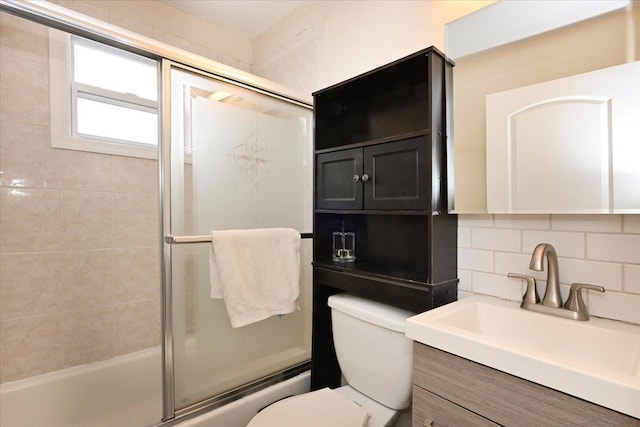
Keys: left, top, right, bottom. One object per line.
{"left": 352, "top": 174, "right": 360, "bottom": 182}
{"left": 361, "top": 173, "right": 369, "bottom": 182}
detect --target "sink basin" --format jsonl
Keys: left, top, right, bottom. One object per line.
{"left": 405, "top": 295, "right": 640, "bottom": 418}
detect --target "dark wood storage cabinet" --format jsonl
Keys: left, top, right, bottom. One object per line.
{"left": 317, "top": 136, "right": 429, "bottom": 211}
{"left": 311, "top": 47, "right": 458, "bottom": 390}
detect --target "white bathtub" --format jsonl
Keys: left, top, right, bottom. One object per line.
{"left": 0, "top": 346, "right": 311, "bottom": 427}
{"left": 176, "top": 371, "right": 310, "bottom": 427}
{"left": 0, "top": 347, "right": 163, "bottom": 427}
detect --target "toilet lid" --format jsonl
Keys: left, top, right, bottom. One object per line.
{"left": 247, "top": 388, "right": 369, "bottom": 427}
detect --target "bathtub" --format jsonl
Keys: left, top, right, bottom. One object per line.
{"left": 0, "top": 346, "right": 310, "bottom": 427}
{"left": 175, "top": 371, "right": 310, "bottom": 427}
{"left": 1, "top": 347, "right": 162, "bottom": 427}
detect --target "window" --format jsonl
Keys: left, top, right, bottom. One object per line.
{"left": 50, "top": 30, "right": 159, "bottom": 158}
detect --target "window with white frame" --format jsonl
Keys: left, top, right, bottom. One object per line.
{"left": 50, "top": 30, "right": 159, "bottom": 158}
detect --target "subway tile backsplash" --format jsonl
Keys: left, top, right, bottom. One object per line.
{"left": 459, "top": 214, "right": 640, "bottom": 325}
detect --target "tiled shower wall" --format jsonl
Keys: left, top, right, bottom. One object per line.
{"left": 458, "top": 214, "right": 640, "bottom": 325}
{"left": 0, "top": 13, "right": 160, "bottom": 383}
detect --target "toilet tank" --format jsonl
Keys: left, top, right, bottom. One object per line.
{"left": 327, "top": 293, "right": 415, "bottom": 410}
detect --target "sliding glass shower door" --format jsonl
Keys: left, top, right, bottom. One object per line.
{"left": 165, "top": 64, "right": 313, "bottom": 410}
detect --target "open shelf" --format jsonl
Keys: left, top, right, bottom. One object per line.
{"left": 312, "top": 260, "right": 429, "bottom": 285}
{"left": 314, "top": 52, "right": 432, "bottom": 151}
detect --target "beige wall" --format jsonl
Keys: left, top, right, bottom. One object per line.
{"left": 0, "top": 12, "right": 160, "bottom": 383}
{"left": 252, "top": 0, "right": 493, "bottom": 94}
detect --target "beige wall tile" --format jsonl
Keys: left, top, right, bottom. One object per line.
{"left": 112, "top": 193, "right": 158, "bottom": 247}
{"left": 59, "top": 150, "right": 112, "bottom": 191}
{"left": 0, "top": 252, "right": 62, "bottom": 320}
{"left": 60, "top": 249, "right": 115, "bottom": 309}
{"left": 587, "top": 233, "right": 640, "bottom": 264}
{"left": 110, "top": 156, "right": 158, "bottom": 194}
{"left": 0, "top": 188, "right": 61, "bottom": 253}
{"left": 60, "top": 190, "right": 113, "bottom": 250}
{"left": 62, "top": 306, "right": 114, "bottom": 367}
{"left": 471, "top": 227, "right": 521, "bottom": 252}
{"left": 108, "top": 12, "right": 154, "bottom": 38}
{"left": 551, "top": 214, "right": 622, "bottom": 233}
{"left": 0, "top": 314, "right": 64, "bottom": 382}
{"left": 56, "top": 0, "right": 110, "bottom": 22}
{"left": 0, "top": 120, "right": 51, "bottom": 151}
{"left": 222, "top": 55, "right": 251, "bottom": 73}
{"left": 0, "top": 54, "right": 49, "bottom": 127}
{"left": 0, "top": 142, "right": 60, "bottom": 189}
{"left": 113, "top": 301, "right": 160, "bottom": 355}
{"left": 0, "top": 12, "right": 49, "bottom": 64}
{"left": 191, "top": 43, "right": 223, "bottom": 63}
{"left": 624, "top": 215, "right": 640, "bottom": 234}
{"left": 112, "top": 247, "right": 160, "bottom": 303}
{"left": 624, "top": 264, "right": 640, "bottom": 294}
{"left": 153, "top": 28, "right": 191, "bottom": 52}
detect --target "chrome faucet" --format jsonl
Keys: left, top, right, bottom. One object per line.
{"left": 508, "top": 243, "right": 605, "bottom": 321}
{"left": 529, "top": 243, "right": 562, "bottom": 308}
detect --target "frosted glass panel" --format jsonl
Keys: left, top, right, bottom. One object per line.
{"left": 170, "top": 68, "right": 312, "bottom": 409}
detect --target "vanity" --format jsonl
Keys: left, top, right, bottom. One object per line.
{"left": 406, "top": 296, "right": 640, "bottom": 426}
{"left": 412, "top": 343, "right": 639, "bottom": 426}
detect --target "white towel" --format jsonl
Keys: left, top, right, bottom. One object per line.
{"left": 209, "top": 228, "right": 301, "bottom": 328}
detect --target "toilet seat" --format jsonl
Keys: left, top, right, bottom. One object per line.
{"left": 247, "top": 387, "right": 369, "bottom": 427}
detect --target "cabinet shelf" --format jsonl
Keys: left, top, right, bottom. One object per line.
{"left": 314, "top": 209, "right": 429, "bottom": 216}
{"left": 314, "top": 129, "right": 429, "bottom": 155}
{"left": 313, "top": 260, "right": 430, "bottom": 285}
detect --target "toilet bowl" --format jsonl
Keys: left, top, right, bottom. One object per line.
{"left": 247, "top": 294, "right": 415, "bottom": 427}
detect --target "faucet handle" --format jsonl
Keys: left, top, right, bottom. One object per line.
{"left": 564, "top": 283, "right": 605, "bottom": 321}
{"left": 508, "top": 273, "right": 540, "bottom": 305}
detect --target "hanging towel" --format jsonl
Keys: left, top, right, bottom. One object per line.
{"left": 209, "top": 228, "right": 301, "bottom": 328}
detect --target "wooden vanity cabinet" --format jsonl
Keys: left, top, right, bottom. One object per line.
{"left": 412, "top": 342, "right": 640, "bottom": 427}
{"left": 311, "top": 47, "right": 458, "bottom": 390}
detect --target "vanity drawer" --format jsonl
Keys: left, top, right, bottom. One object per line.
{"left": 413, "top": 343, "right": 640, "bottom": 426}
{"left": 412, "top": 385, "right": 498, "bottom": 427}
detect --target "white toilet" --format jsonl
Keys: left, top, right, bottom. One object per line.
{"left": 247, "top": 293, "right": 415, "bottom": 427}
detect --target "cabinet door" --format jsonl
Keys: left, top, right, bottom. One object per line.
{"left": 364, "top": 136, "right": 428, "bottom": 210}
{"left": 316, "top": 148, "right": 363, "bottom": 210}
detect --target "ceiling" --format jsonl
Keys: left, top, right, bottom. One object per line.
{"left": 161, "top": 0, "right": 307, "bottom": 40}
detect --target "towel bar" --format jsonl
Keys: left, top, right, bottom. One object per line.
{"left": 165, "top": 233, "right": 313, "bottom": 244}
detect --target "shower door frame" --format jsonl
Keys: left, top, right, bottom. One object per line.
{"left": 160, "top": 60, "right": 313, "bottom": 421}
{"left": 0, "top": 0, "right": 313, "bottom": 424}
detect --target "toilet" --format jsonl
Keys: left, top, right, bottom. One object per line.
{"left": 247, "top": 293, "right": 415, "bottom": 427}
